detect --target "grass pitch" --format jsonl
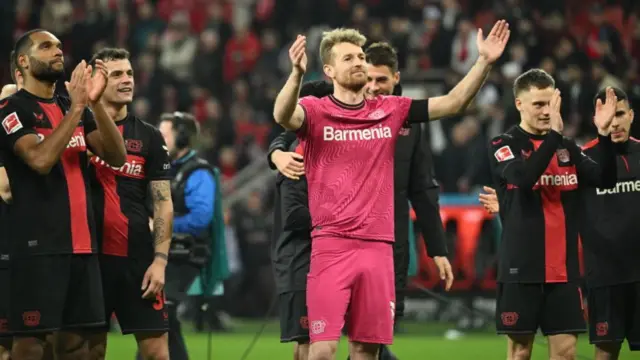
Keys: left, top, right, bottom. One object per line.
{"left": 104, "top": 321, "right": 635, "bottom": 359}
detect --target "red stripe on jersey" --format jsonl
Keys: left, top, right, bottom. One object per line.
{"left": 39, "top": 103, "right": 92, "bottom": 253}
{"left": 93, "top": 125, "right": 133, "bottom": 256}
{"left": 531, "top": 140, "right": 569, "bottom": 283}
{"left": 581, "top": 137, "right": 599, "bottom": 150}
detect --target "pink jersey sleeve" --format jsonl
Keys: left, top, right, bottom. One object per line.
{"left": 297, "top": 96, "right": 322, "bottom": 139}
{"left": 381, "top": 95, "right": 413, "bottom": 131}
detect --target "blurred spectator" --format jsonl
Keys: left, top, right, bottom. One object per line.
{"left": 160, "top": 12, "right": 198, "bottom": 82}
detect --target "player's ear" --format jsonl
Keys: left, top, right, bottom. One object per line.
{"left": 323, "top": 64, "right": 334, "bottom": 79}
{"left": 630, "top": 109, "right": 634, "bottom": 124}
{"left": 394, "top": 71, "right": 400, "bottom": 84}
{"left": 18, "top": 54, "right": 28, "bottom": 71}
{"left": 514, "top": 97, "right": 522, "bottom": 112}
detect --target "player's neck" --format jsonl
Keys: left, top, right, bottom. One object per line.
{"left": 173, "top": 148, "right": 191, "bottom": 161}
{"left": 519, "top": 121, "right": 547, "bottom": 136}
{"left": 104, "top": 101, "right": 128, "bottom": 122}
{"left": 332, "top": 85, "right": 365, "bottom": 105}
{"left": 23, "top": 77, "right": 55, "bottom": 99}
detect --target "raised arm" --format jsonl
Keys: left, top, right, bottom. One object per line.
{"left": 428, "top": 20, "right": 510, "bottom": 121}
{"left": 273, "top": 36, "right": 307, "bottom": 131}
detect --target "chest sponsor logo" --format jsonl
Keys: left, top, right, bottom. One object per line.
{"left": 535, "top": 173, "right": 578, "bottom": 187}
{"left": 92, "top": 154, "right": 146, "bottom": 179}
{"left": 323, "top": 125, "right": 392, "bottom": 142}
{"left": 66, "top": 133, "right": 86, "bottom": 150}
{"left": 596, "top": 180, "right": 640, "bottom": 195}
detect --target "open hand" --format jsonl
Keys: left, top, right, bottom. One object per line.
{"left": 479, "top": 186, "right": 499, "bottom": 214}
{"left": 594, "top": 87, "right": 618, "bottom": 135}
{"left": 87, "top": 59, "right": 109, "bottom": 103}
{"left": 477, "top": 20, "right": 511, "bottom": 64}
{"left": 65, "top": 60, "right": 90, "bottom": 109}
{"left": 549, "top": 89, "right": 564, "bottom": 133}
{"left": 434, "top": 256, "right": 454, "bottom": 291}
{"left": 141, "top": 258, "right": 166, "bottom": 299}
{"left": 272, "top": 150, "right": 305, "bottom": 180}
{"left": 289, "top": 35, "right": 308, "bottom": 75}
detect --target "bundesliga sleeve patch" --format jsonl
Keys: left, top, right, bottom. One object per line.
{"left": 2, "top": 112, "right": 23, "bottom": 135}
{"left": 494, "top": 145, "right": 515, "bottom": 162}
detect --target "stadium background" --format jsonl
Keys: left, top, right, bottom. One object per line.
{"left": 1, "top": 0, "right": 639, "bottom": 358}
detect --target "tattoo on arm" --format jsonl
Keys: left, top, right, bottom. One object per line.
{"left": 151, "top": 180, "right": 172, "bottom": 247}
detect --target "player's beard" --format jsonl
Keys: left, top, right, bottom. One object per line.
{"left": 337, "top": 71, "right": 366, "bottom": 93}
{"left": 29, "top": 55, "right": 64, "bottom": 84}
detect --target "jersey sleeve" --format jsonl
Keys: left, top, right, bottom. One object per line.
{"left": 488, "top": 131, "right": 563, "bottom": 190}
{"left": 407, "top": 99, "right": 430, "bottom": 123}
{"left": 146, "top": 127, "right": 172, "bottom": 180}
{"left": 82, "top": 107, "right": 98, "bottom": 136}
{"left": 569, "top": 135, "right": 617, "bottom": 188}
{"left": 297, "top": 96, "right": 321, "bottom": 139}
{"left": 0, "top": 99, "right": 38, "bottom": 152}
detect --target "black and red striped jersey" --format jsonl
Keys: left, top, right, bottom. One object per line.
{"left": 489, "top": 125, "right": 617, "bottom": 283}
{"left": 90, "top": 114, "right": 171, "bottom": 260}
{"left": 0, "top": 89, "right": 98, "bottom": 255}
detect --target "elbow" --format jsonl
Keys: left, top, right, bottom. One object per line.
{"left": 0, "top": 190, "right": 11, "bottom": 204}
{"left": 31, "top": 156, "right": 54, "bottom": 175}
{"left": 104, "top": 151, "right": 127, "bottom": 167}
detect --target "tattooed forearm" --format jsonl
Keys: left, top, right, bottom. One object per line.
{"left": 150, "top": 180, "right": 173, "bottom": 254}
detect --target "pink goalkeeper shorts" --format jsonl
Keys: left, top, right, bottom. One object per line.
{"left": 306, "top": 238, "right": 395, "bottom": 344}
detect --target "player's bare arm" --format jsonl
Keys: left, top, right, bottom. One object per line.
{"left": 0, "top": 167, "right": 11, "bottom": 203}
{"left": 273, "top": 35, "right": 307, "bottom": 131}
{"left": 85, "top": 59, "right": 126, "bottom": 167}
{"left": 428, "top": 20, "right": 510, "bottom": 121}
{"left": 13, "top": 61, "right": 90, "bottom": 175}
{"left": 142, "top": 180, "right": 173, "bottom": 299}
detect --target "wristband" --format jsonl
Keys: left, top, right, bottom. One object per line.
{"left": 154, "top": 252, "right": 168, "bottom": 261}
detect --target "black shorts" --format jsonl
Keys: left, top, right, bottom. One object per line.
{"left": 496, "top": 282, "right": 587, "bottom": 336}
{"left": 588, "top": 282, "right": 640, "bottom": 350}
{"left": 278, "top": 291, "right": 309, "bottom": 343}
{"left": 100, "top": 255, "right": 169, "bottom": 335}
{"left": 0, "top": 268, "right": 9, "bottom": 337}
{"left": 8, "top": 254, "right": 105, "bottom": 334}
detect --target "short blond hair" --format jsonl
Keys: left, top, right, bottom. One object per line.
{"left": 319, "top": 28, "right": 367, "bottom": 65}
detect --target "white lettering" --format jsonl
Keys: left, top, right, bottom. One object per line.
{"left": 536, "top": 173, "right": 578, "bottom": 187}
{"left": 66, "top": 134, "right": 86, "bottom": 149}
{"left": 92, "top": 156, "right": 145, "bottom": 178}
{"left": 596, "top": 180, "right": 640, "bottom": 195}
{"left": 323, "top": 125, "right": 392, "bottom": 142}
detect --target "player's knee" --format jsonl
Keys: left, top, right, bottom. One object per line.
{"left": 309, "top": 341, "right": 338, "bottom": 360}
{"left": 11, "top": 338, "right": 45, "bottom": 360}
{"left": 137, "top": 334, "right": 169, "bottom": 360}
{"left": 548, "top": 334, "right": 577, "bottom": 360}
{"left": 594, "top": 342, "right": 621, "bottom": 360}
{"left": 140, "top": 347, "right": 169, "bottom": 360}
{"left": 294, "top": 342, "right": 310, "bottom": 360}
{"left": 55, "top": 333, "right": 89, "bottom": 360}
{"left": 507, "top": 335, "right": 534, "bottom": 360}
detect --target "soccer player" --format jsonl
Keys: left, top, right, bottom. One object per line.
{"left": 488, "top": 69, "right": 619, "bottom": 360}
{"left": 269, "top": 43, "right": 454, "bottom": 360}
{"left": 481, "top": 87, "right": 639, "bottom": 359}
{"left": 273, "top": 21, "right": 509, "bottom": 360}
{"left": 0, "top": 30, "right": 126, "bottom": 360}
{"left": 85, "top": 48, "right": 173, "bottom": 360}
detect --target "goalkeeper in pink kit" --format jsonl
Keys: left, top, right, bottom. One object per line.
{"left": 273, "top": 22, "right": 510, "bottom": 360}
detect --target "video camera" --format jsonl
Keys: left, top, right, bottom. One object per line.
{"left": 169, "top": 233, "right": 211, "bottom": 268}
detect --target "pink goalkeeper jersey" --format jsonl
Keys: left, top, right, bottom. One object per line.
{"left": 297, "top": 94, "right": 413, "bottom": 242}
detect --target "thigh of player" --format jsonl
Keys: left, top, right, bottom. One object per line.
{"left": 587, "top": 284, "right": 628, "bottom": 346}
{"left": 110, "top": 257, "right": 169, "bottom": 335}
{"left": 346, "top": 241, "right": 395, "bottom": 345}
{"left": 625, "top": 281, "right": 640, "bottom": 351}
{"left": 306, "top": 239, "right": 358, "bottom": 343}
{"left": 0, "top": 267, "right": 11, "bottom": 338}
{"left": 62, "top": 255, "right": 107, "bottom": 331}
{"left": 279, "top": 291, "right": 309, "bottom": 344}
{"left": 540, "top": 282, "right": 586, "bottom": 336}
{"left": 8, "top": 255, "right": 70, "bottom": 334}
{"left": 495, "top": 283, "right": 544, "bottom": 335}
